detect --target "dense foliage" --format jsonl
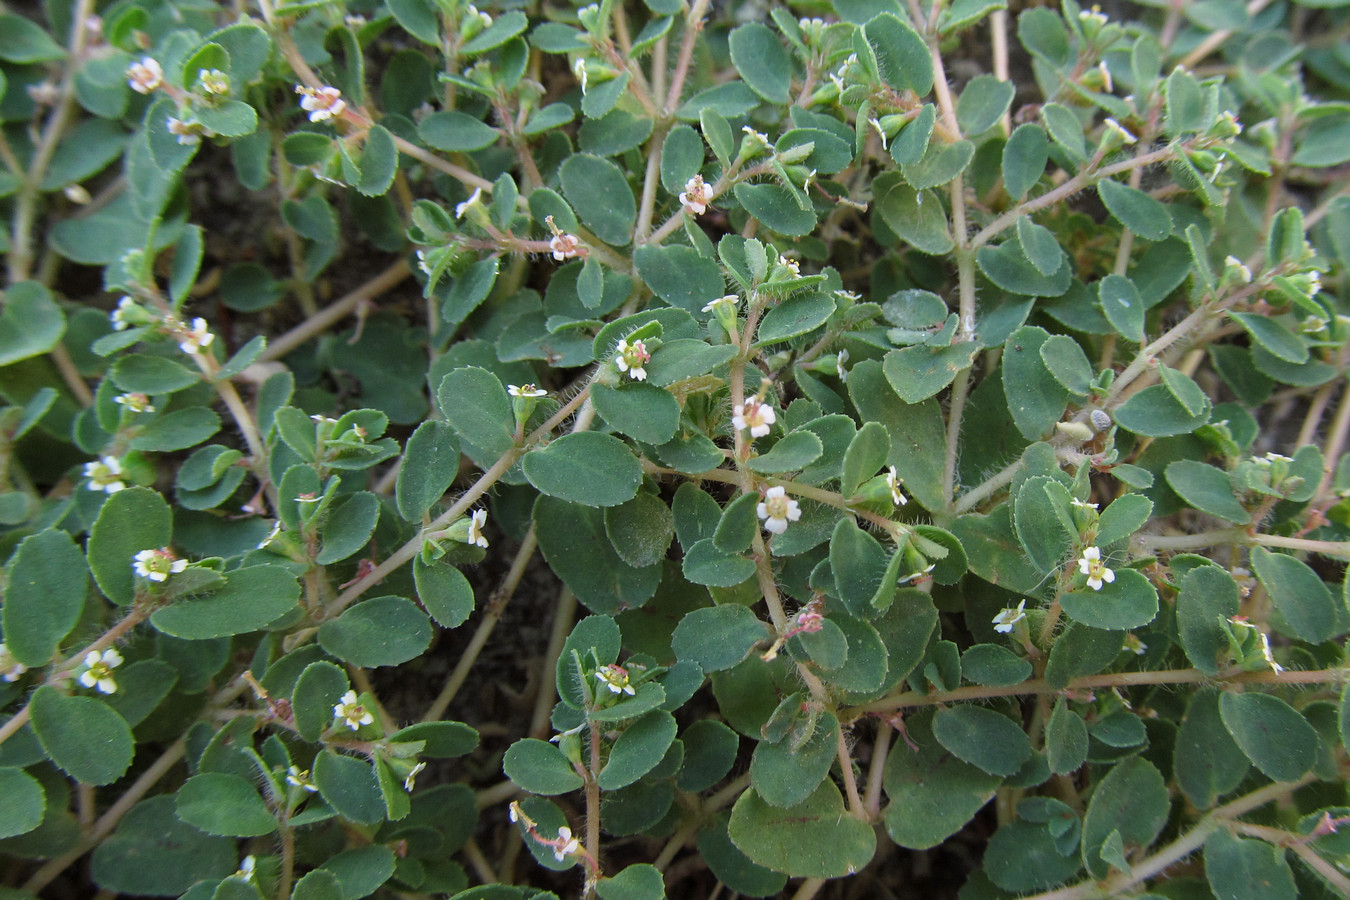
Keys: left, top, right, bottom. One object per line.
{"left": 2, "top": 0, "right": 1350, "bottom": 898}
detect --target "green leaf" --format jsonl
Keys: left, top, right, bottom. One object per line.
{"left": 418, "top": 111, "right": 499, "bottom": 151}
{"left": 1080, "top": 757, "right": 1169, "bottom": 879}
{"left": 682, "top": 539, "right": 756, "bottom": 587}
{"left": 902, "top": 138, "right": 975, "bottom": 190}
{"left": 849, "top": 361, "right": 946, "bottom": 512}
{"left": 1097, "top": 179, "right": 1172, "bottom": 241}
{"left": 389, "top": 721, "right": 478, "bottom": 758}
{"left": 841, "top": 422, "right": 890, "bottom": 499}
{"left": 535, "top": 496, "right": 661, "bottom": 615}
{"left": 671, "top": 605, "right": 767, "bottom": 672}
{"left": 645, "top": 341, "right": 737, "bottom": 386}
{"left": 387, "top": 0, "right": 440, "bottom": 42}
{"left": 1003, "top": 326, "right": 1070, "bottom": 441}
{"left": 292, "top": 871, "right": 345, "bottom": 900}
{"left": 633, "top": 245, "right": 724, "bottom": 316}
{"left": 829, "top": 517, "right": 893, "bottom": 616}
{"left": 1041, "top": 103, "right": 1086, "bottom": 161}
{"left": 194, "top": 100, "right": 257, "bottom": 138}
{"left": 396, "top": 421, "right": 459, "bottom": 522}
{"left": 436, "top": 367, "right": 515, "bottom": 458}
{"left": 317, "top": 845, "right": 396, "bottom": 899}
{"left": 1164, "top": 67, "right": 1206, "bottom": 135}
{"left": 1165, "top": 460, "right": 1250, "bottom": 523}
{"left": 440, "top": 257, "right": 499, "bottom": 326}
{"left": 523, "top": 432, "right": 642, "bottom": 507}
{"left": 1060, "top": 568, "right": 1159, "bottom": 630}
{"left": 1002, "top": 123, "right": 1048, "bottom": 198}
{"left": 977, "top": 241, "right": 1072, "bottom": 296}
{"left": 712, "top": 492, "right": 759, "bottom": 554}
{"left": 0, "top": 14, "right": 63, "bottom": 62}
{"left": 461, "top": 10, "right": 528, "bottom": 53}
{"left": 0, "top": 767, "right": 45, "bottom": 839}
{"left": 729, "top": 23, "right": 792, "bottom": 103}
{"left": 1095, "top": 493, "right": 1153, "bottom": 547}
{"left": 732, "top": 183, "right": 817, "bottom": 237}
{"left": 150, "top": 565, "right": 301, "bottom": 639}
{"left": 0, "top": 282, "right": 64, "bottom": 366}
{"left": 561, "top": 154, "right": 636, "bottom": 245}
{"left": 591, "top": 383, "right": 681, "bottom": 445}
{"left": 1176, "top": 689, "right": 1249, "bottom": 808}
{"left": 357, "top": 124, "right": 398, "bottom": 196}
{"left": 30, "top": 686, "right": 134, "bottom": 786}
{"left": 1016, "top": 217, "right": 1064, "bottom": 276}
{"left": 1204, "top": 829, "right": 1297, "bottom": 900}
{"left": 1176, "top": 566, "right": 1240, "bottom": 675}
{"left": 1292, "top": 114, "right": 1350, "bottom": 166}
{"left": 1229, "top": 312, "right": 1308, "bottom": 364}
{"left": 1017, "top": 7, "right": 1069, "bottom": 65}
{"left": 883, "top": 709, "right": 1001, "bottom": 849}
{"left": 875, "top": 179, "right": 953, "bottom": 254}
{"left": 90, "top": 797, "right": 234, "bottom": 895}
{"left": 129, "top": 407, "right": 222, "bottom": 452}
{"left": 957, "top": 74, "right": 1015, "bottom": 134}
{"left": 984, "top": 819, "right": 1084, "bottom": 892}
{"left": 2, "top": 530, "right": 87, "bottom": 667}
{"left": 882, "top": 341, "right": 981, "bottom": 403}
{"left": 597, "top": 864, "right": 665, "bottom": 900}
{"left": 1113, "top": 384, "right": 1210, "bottom": 436}
{"left": 598, "top": 711, "right": 678, "bottom": 790}
{"left": 660, "top": 125, "right": 705, "bottom": 193}
{"left": 1250, "top": 547, "right": 1337, "bottom": 644}
{"left": 605, "top": 492, "right": 676, "bottom": 568}
{"left": 678, "top": 720, "right": 740, "bottom": 792}
{"left": 1220, "top": 692, "right": 1318, "bottom": 782}
{"left": 757, "top": 292, "right": 836, "bottom": 343}
{"left": 746, "top": 431, "right": 823, "bottom": 473}
{"left": 864, "top": 13, "right": 933, "bottom": 95}
{"left": 318, "top": 596, "right": 432, "bottom": 667}
{"left": 316, "top": 492, "right": 381, "bottom": 565}
{"left": 932, "top": 705, "right": 1032, "bottom": 776}
{"left": 314, "top": 752, "right": 385, "bottom": 825}
{"left": 889, "top": 105, "right": 935, "bottom": 166}
{"left": 961, "top": 643, "right": 1032, "bottom": 686}
{"left": 579, "top": 110, "right": 653, "bottom": 157}
{"left": 292, "top": 660, "right": 348, "bottom": 741}
{"left": 1046, "top": 697, "right": 1088, "bottom": 774}
{"left": 412, "top": 558, "right": 474, "bottom": 629}
{"left": 1098, "top": 274, "right": 1145, "bottom": 342}
{"left": 750, "top": 713, "right": 839, "bottom": 808}
{"left": 729, "top": 781, "right": 876, "bottom": 878}
{"left": 87, "top": 487, "right": 173, "bottom": 606}
{"left": 504, "top": 737, "right": 588, "bottom": 796}
{"left": 175, "top": 773, "right": 276, "bottom": 837}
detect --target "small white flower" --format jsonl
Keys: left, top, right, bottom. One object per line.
{"left": 595, "top": 664, "right": 636, "bottom": 696}
{"left": 741, "top": 126, "right": 770, "bottom": 150}
{"left": 232, "top": 856, "right": 256, "bottom": 882}
{"left": 333, "top": 690, "right": 375, "bottom": 731}
{"left": 732, "top": 397, "right": 776, "bottom": 438}
{"left": 80, "top": 649, "right": 123, "bottom": 694}
{"left": 0, "top": 644, "right": 28, "bottom": 683}
{"left": 553, "top": 826, "right": 580, "bottom": 861}
{"left": 549, "top": 232, "right": 580, "bottom": 261}
{"left": 196, "top": 69, "right": 230, "bottom": 96}
{"left": 416, "top": 249, "right": 434, "bottom": 276}
{"left": 257, "top": 522, "right": 282, "bottom": 550}
{"left": 467, "top": 4, "right": 493, "bottom": 26}
{"left": 467, "top": 509, "right": 489, "bottom": 548}
{"left": 111, "top": 296, "right": 139, "bottom": 330}
{"left": 1223, "top": 255, "right": 1253, "bottom": 283}
{"left": 572, "top": 57, "right": 589, "bottom": 92}
{"left": 1103, "top": 118, "right": 1137, "bottom": 145}
{"left": 1077, "top": 546, "right": 1115, "bottom": 591}
{"left": 1070, "top": 498, "right": 1099, "bottom": 509}
{"left": 455, "top": 188, "right": 483, "bottom": 219}
{"left": 286, "top": 765, "right": 319, "bottom": 792}
{"left": 83, "top": 456, "right": 126, "bottom": 493}
{"left": 614, "top": 338, "right": 650, "bottom": 381}
{"left": 133, "top": 547, "right": 188, "bottom": 583}
{"left": 508, "top": 801, "right": 521, "bottom": 823}
{"left": 992, "top": 600, "right": 1027, "bottom": 634}
{"left": 296, "top": 85, "right": 346, "bottom": 123}
{"left": 679, "top": 174, "right": 711, "bottom": 215}
{"left": 403, "top": 761, "right": 427, "bottom": 792}
{"left": 295, "top": 492, "right": 320, "bottom": 503}
{"left": 1097, "top": 61, "right": 1113, "bottom": 94}
{"left": 835, "top": 349, "right": 850, "bottom": 383}
{"left": 127, "top": 57, "right": 163, "bottom": 94}
{"left": 702, "top": 294, "right": 739, "bottom": 314}
{"left": 114, "top": 392, "right": 154, "bottom": 413}
{"left": 885, "top": 466, "right": 907, "bottom": 506}
{"left": 508, "top": 384, "right": 547, "bottom": 398}
{"left": 898, "top": 563, "right": 936, "bottom": 586}
{"left": 1079, "top": 6, "right": 1108, "bottom": 28}
{"left": 167, "top": 116, "right": 212, "bottom": 146}
{"left": 179, "top": 317, "right": 215, "bottom": 355}
{"left": 1124, "top": 633, "right": 1147, "bottom": 655}
{"left": 868, "top": 117, "right": 889, "bottom": 150}
{"left": 757, "top": 485, "right": 801, "bottom": 535}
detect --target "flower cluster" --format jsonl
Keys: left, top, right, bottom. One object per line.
{"left": 757, "top": 486, "right": 801, "bottom": 534}
{"left": 992, "top": 600, "right": 1027, "bottom": 634}
{"left": 594, "top": 664, "right": 636, "bottom": 696}
{"left": 296, "top": 85, "right": 346, "bottom": 123}
{"left": 79, "top": 649, "right": 123, "bottom": 694}
{"left": 614, "top": 338, "right": 650, "bottom": 381}
{"left": 679, "top": 175, "right": 711, "bottom": 215}
{"left": 333, "top": 690, "right": 375, "bottom": 731}
{"left": 177, "top": 317, "right": 215, "bottom": 355}
{"left": 1077, "top": 547, "right": 1115, "bottom": 591}
{"left": 0, "top": 644, "right": 28, "bottom": 683}
{"left": 83, "top": 456, "right": 126, "bottom": 493}
{"left": 126, "top": 57, "right": 162, "bottom": 94}
{"left": 133, "top": 548, "right": 188, "bottom": 582}
{"left": 732, "top": 397, "right": 776, "bottom": 438}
